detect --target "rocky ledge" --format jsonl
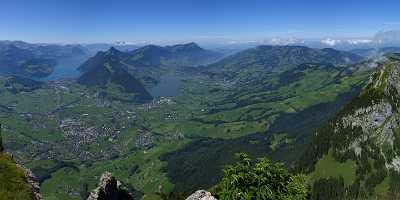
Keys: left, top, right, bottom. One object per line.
{"left": 21, "top": 165, "right": 42, "bottom": 200}
{"left": 87, "top": 172, "right": 134, "bottom": 200}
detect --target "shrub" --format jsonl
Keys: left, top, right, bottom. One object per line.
{"left": 217, "top": 153, "right": 308, "bottom": 200}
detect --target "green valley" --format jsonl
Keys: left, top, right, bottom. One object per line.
{"left": 0, "top": 44, "right": 377, "bottom": 199}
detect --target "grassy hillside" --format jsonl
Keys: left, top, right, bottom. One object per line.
{"left": 0, "top": 126, "right": 33, "bottom": 200}
{"left": 0, "top": 153, "right": 32, "bottom": 200}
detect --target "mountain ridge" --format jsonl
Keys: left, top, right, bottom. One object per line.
{"left": 205, "top": 45, "right": 363, "bottom": 80}
{"left": 0, "top": 41, "right": 89, "bottom": 78}
{"left": 79, "top": 42, "right": 223, "bottom": 73}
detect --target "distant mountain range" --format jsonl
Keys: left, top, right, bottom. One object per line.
{"left": 0, "top": 40, "right": 90, "bottom": 59}
{"left": 0, "top": 41, "right": 89, "bottom": 78}
{"left": 79, "top": 42, "right": 222, "bottom": 72}
{"left": 206, "top": 45, "right": 363, "bottom": 79}
{"left": 202, "top": 30, "right": 400, "bottom": 52}
{"left": 0, "top": 44, "right": 56, "bottom": 78}
{"left": 4, "top": 30, "right": 400, "bottom": 79}
{"left": 129, "top": 42, "right": 223, "bottom": 67}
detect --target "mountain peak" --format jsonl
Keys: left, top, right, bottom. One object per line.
{"left": 184, "top": 42, "right": 201, "bottom": 48}
{"left": 106, "top": 46, "right": 122, "bottom": 56}
{"left": 168, "top": 42, "right": 203, "bottom": 52}
{"left": 208, "top": 45, "right": 362, "bottom": 74}
{"left": 77, "top": 56, "right": 153, "bottom": 103}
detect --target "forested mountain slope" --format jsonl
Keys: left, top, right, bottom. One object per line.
{"left": 77, "top": 48, "right": 153, "bottom": 103}
{"left": 301, "top": 54, "right": 400, "bottom": 199}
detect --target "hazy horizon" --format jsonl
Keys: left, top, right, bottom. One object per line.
{"left": 1, "top": 0, "right": 400, "bottom": 44}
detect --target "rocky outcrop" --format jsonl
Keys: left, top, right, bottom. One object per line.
{"left": 87, "top": 172, "right": 134, "bottom": 200}
{"left": 185, "top": 190, "right": 217, "bottom": 200}
{"left": 334, "top": 57, "right": 400, "bottom": 167}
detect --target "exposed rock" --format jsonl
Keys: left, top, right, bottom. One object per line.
{"left": 88, "top": 172, "right": 133, "bottom": 200}
{"left": 387, "top": 58, "right": 400, "bottom": 94}
{"left": 338, "top": 100, "right": 397, "bottom": 157}
{"left": 23, "top": 166, "right": 42, "bottom": 200}
{"left": 186, "top": 190, "right": 217, "bottom": 200}
{"left": 386, "top": 156, "right": 400, "bottom": 172}
{"left": 341, "top": 101, "right": 393, "bottom": 132}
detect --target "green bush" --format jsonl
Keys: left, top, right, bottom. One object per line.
{"left": 217, "top": 153, "right": 308, "bottom": 200}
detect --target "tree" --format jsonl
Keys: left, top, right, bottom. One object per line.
{"left": 217, "top": 153, "right": 308, "bottom": 200}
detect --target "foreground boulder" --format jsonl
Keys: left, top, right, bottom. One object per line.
{"left": 186, "top": 190, "right": 217, "bottom": 200}
{"left": 87, "top": 172, "right": 133, "bottom": 200}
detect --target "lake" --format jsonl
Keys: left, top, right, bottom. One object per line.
{"left": 44, "top": 56, "right": 88, "bottom": 81}
{"left": 149, "top": 74, "right": 183, "bottom": 98}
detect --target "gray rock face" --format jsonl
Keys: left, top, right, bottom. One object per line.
{"left": 387, "top": 60, "right": 400, "bottom": 94}
{"left": 186, "top": 190, "right": 217, "bottom": 200}
{"left": 340, "top": 101, "right": 397, "bottom": 159}
{"left": 88, "top": 172, "right": 133, "bottom": 200}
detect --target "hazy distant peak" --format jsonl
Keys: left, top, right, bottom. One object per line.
{"left": 167, "top": 42, "right": 204, "bottom": 53}
{"left": 172, "top": 42, "right": 200, "bottom": 48}
{"left": 106, "top": 46, "right": 122, "bottom": 55}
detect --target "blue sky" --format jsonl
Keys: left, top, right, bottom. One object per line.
{"left": 0, "top": 0, "right": 399, "bottom": 43}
